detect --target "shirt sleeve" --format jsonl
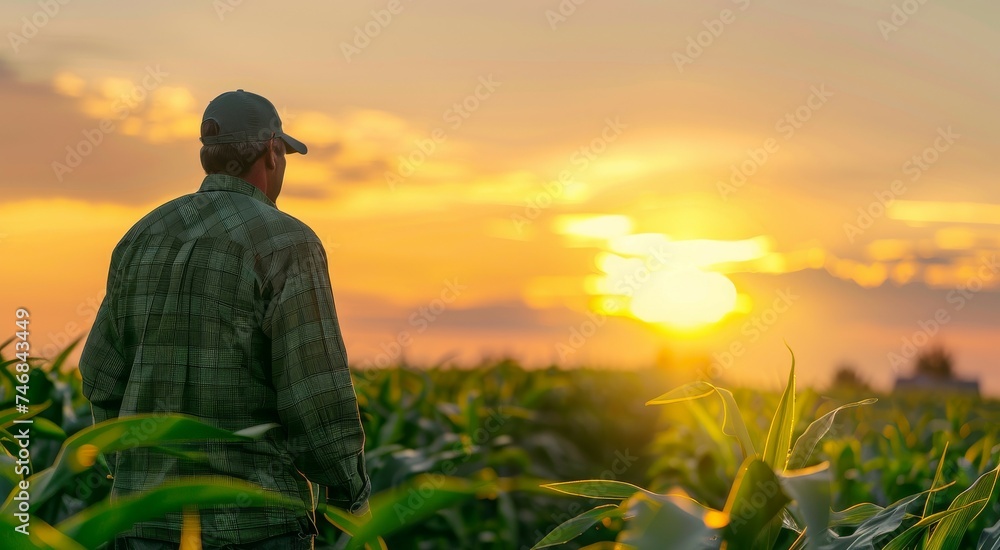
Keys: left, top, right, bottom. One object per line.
{"left": 79, "top": 274, "right": 130, "bottom": 426}
{"left": 263, "top": 239, "right": 371, "bottom": 513}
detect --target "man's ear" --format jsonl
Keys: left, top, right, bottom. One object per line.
{"left": 264, "top": 140, "right": 277, "bottom": 170}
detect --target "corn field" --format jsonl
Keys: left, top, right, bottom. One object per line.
{"left": 1, "top": 338, "right": 998, "bottom": 549}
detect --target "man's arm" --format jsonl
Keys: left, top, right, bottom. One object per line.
{"left": 264, "top": 239, "right": 371, "bottom": 515}
{"left": 80, "top": 282, "right": 129, "bottom": 425}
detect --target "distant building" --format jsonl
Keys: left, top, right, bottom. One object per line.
{"left": 894, "top": 374, "right": 980, "bottom": 395}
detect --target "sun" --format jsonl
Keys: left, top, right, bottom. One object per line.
{"left": 628, "top": 266, "right": 738, "bottom": 330}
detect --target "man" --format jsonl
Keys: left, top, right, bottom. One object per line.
{"left": 79, "top": 90, "right": 370, "bottom": 549}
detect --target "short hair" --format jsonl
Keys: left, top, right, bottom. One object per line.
{"left": 199, "top": 119, "right": 283, "bottom": 177}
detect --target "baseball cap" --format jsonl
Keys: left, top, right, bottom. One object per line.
{"left": 200, "top": 89, "right": 307, "bottom": 155}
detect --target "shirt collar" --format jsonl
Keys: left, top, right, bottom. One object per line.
{"left": 197, "top": 173, "right": 276, "bottom": 209}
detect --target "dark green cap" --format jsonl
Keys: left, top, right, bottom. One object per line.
{"left": 200, "top": 89, "right": 307, "bottom": 154}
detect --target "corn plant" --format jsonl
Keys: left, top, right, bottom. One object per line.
{"left": 534, "top": 348, "right": 1000, "bottom": 549}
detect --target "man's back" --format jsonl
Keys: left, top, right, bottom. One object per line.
{"left": 79, "top": 173, "right": 370, "bottom": 546}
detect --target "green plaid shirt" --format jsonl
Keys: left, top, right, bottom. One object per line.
{"left": 79, "top": 174, "right": 370, "bottom": 545}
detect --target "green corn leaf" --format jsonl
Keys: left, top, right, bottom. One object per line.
{"left": 542, "top": 479, "right": 648, "bottom": 500}
{"left": 922, "top": 441, "right": 950, "bottom": 547}
{"left": 323, "top": 474, "right": 496, "bottom": 549}
{"left": 685, "top": 400, "right": 738, "bottom": 474}
{"left": 466, "top": 391, "right": 481, "bottom": 437}
{"left": 763, "top": 347, "right": 796, "bottom": 472}
{"left": 0, "top": 512, "right": 84, "bottom": 550}
{"left": 787, "top": 398, "right": 877, "bottom": 470}
{"left": 43, "top": 336, "right": 81, "bottom": 374}
{"left": 531, "top": 504, "right": 622, "bottom": 549}
{"left": 718, "top": 388, "right": 756, "bottom": 459}
{"left": 925, "top": 463, "right": 1000, "bottom": 550}
{"left": 647, "top": 381, "right": 755, "bottom": 459}
{"left": 0, "top": 360, "right": 21, "bottom": 393}
{"left": 57, "top": 477, "right": 309, "bottom": 547}
{"left": 30, "top": 416, "right": 67, "bottom": 440}
{"left": 883, "top": 499, "right": 986, "bottom": 550}
{"left": 0, "top": 402, "right": 51, "bottom": 430}
{"left": 721, "top": 457, "right": 790, "bottom": 550}
{"left": 829, "top": 503, "right": 883, "bottom": 528}
{"left": 822, "top": 492, "right": 927, "bottom": 549}
{"left": 646, "top": 381, "right": 716, "bottom": 405}
{"left": 0, "top": 414, "right": 278, "bottom": 513}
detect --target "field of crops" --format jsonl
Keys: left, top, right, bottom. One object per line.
{"left": 1, "top": 339, "right": 999, "bottom": 549}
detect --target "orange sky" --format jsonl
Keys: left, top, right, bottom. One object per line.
{"left": 2, "top": 0, "right": 1000, "bottom": 395}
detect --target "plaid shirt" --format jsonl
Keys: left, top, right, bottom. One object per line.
{"left": 79, "top": 174, "right": 370, "bottom": 545}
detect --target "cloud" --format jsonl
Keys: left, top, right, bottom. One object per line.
{"left": 0, "top": 58, "right": 199, "bottom": 204}
{"left": 52, "top": 69, "right": 201, "bottom": 145}
{"left": 0, "top": 59, "right": 433, "bottom": 204}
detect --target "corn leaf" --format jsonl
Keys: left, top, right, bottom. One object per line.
{"left": 718, "top": 388, "right": 757, "bottom": 459}
{"left": 0, "top": 512, "right": 84, "bottom": 550}
{"left": 883, "top": 499, "right": 986, "bottom": 550}
{"left": 787, "top": 399, "right": 877, "bottom": 470}
{"left": 926, "top": 463, "right": 1000, "bottom": 550}
{"left": 329, "top": 474, "right": 497, "bottom": 549}
{"left": 57, "top": 477, "right": 309, "bottom": 547}
{"left": 721, "top": 457, "right": 790, "bottom": 550}
{"left": 829, "top": 503, "right": 883, "bottom": 528}
{"left": 922, "top": 441, "right": 950, "bottom": 547}
{"left": 763, "top": 347, "right": 796, "bottom": 472}
{"left": 0, "top": 414, "right": 278, "bottom": 513}
{"left": 531, "top": 504, "right": 622, "bottom": 549}
{"left": 821, "top": 492, "right": 926, "bottom": 549}
{"left": 0, "top": 402, "right": 52, "bottom": 429}
{"left": 542, "top": 479, "right": 647, "bottom": 500}
{"left": 647, "top": 381, "right": 755, "bottom": 459}
{"left": 646, "top": 381, "right": 716, "bottom": 405}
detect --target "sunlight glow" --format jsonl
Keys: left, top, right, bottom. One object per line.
{"left": 629, "top": 266, "right": 738, "bottom": 328}
{"left": 553, "top": 214, "right": 634, "bottom": 241}
{"left": 591, "top": 233, "right": 763, "bottom": 330}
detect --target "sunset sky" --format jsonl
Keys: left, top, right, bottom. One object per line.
{"left": 3, "top": 0, "right": 1000, "bottom": 395}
